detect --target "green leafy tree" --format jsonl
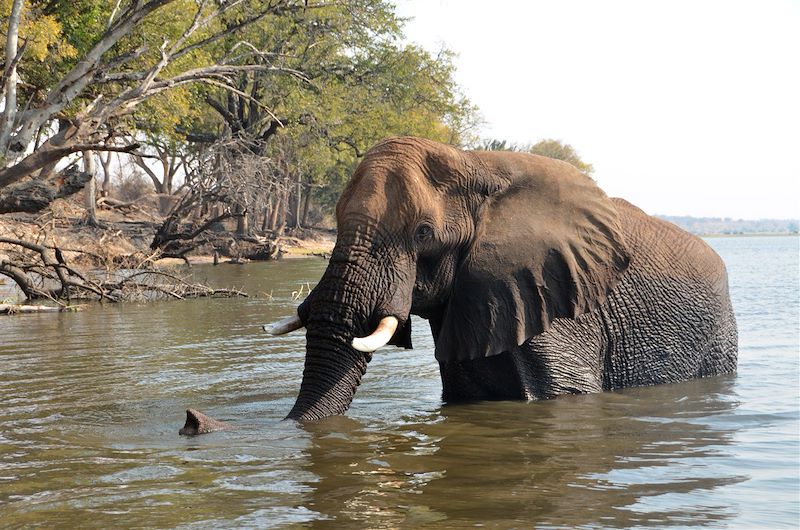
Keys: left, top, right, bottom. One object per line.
{"left": 0, "top": 0, "right": 322, "bottom": 204}
{"left": 158, "top": 1, "right": 480, "bottom": 237}
{"left": 529, "top": 139, "right": 594, "bottom": 175}
{"left": 478, "top": 137, "right": 594, "bottom": 176}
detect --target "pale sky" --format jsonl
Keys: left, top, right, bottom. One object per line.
{"left": 394, "top": 0, "right": 800, "bottom": 220}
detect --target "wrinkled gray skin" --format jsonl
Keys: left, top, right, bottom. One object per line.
{"left": 284, "top": 136, "right": 738, "bottom": 421}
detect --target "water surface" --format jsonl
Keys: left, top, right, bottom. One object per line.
{"left": 1, "top": 236, "right": 798, "bottom": 528}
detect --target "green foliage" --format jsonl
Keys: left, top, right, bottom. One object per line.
{"left": 3, "top": 0, "right": 221, "bottom": 133}
{"left": 1, "top": 0, "right": 110, "bottom": 101}
{"left": 193, "top": 0, "right": 480, "bottom": 214}
{"left": 478, "top": 138, "right": 594, "bottom": 176}
{"left": 3, "top": 0, "right": 480, "bottom": 222}
{"left": 528, "top": 139, "right": 594, "bottom": 175}
{"left": 0, "top": 0, "right": 71, "bottom": 60}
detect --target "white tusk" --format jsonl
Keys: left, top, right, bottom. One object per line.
{"left": 352, "top": 316, "right": 399, "bottom": 353}
{"left": 263, "top": 314, "right": 304, "bottom": 335}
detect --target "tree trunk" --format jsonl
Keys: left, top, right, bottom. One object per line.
{"left": 132, "top": 154, "right": 165, "bottom": 195}
{"left": 0, "top": 166, "right": 92, "bottom": 214}
{"left": 165, "top": 154, "right": 183, "bottom": 196}
{"left": 0, "top": 304, "right": 79, "bottom": 314}
{"left": 157, "top": 194, "right": 174, "bottom": 215}
{"left": 295, "top": 173, "right": 303, "bottom": 229}
{"left": 269, "top": 193, "right": 281, "bottom": 232}
{"left": 83, "top": 151, "right": 99, "bottom": 226}
{"left": 0, "top": 123, "right": 75, "bottom": 188}
{"left": 247, "top": 209, "right": 255, "bottom": 235}
{"left": 0, "top": 0, "right": 24, "bottom": 156}
{"left": 236, "top": 204, "right": 249, "bottom": 236}
{"left": 159, "top": 148, "right": 171, "bottom": 193}
{"left": 99, "top": 151, "right": 113, "bottom": 197}
{"left": 277, "top": 184, "right": 289, "bottom": 235}
{"left": 301, "top": 184, "right": 312, "bottom": 227}
{"left": 261, "top": 206, "right": 269, "bottom": 232}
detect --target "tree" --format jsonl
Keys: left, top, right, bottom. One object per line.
{"left": 149, "top": 2, "right": 480, "bottom": 249}
{"left": 2, "top": 0, "right": 480, "bottom": 257}
{"left": 529, "top": 139, "right": 594, "bottom": 176}
{"left": 478, "top": 137, "right": 594, "bottom": 176}
{"left": 81, "top": 150, "right": 99, "bottom": 226}
{"left": 0, "top": 0, "right": 319, "bottom": 209}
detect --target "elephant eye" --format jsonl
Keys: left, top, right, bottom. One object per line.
{"left": 415, "top": 223, "right": 434, "bottom": 244}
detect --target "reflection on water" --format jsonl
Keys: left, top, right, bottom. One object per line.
{"left": 301, "top": 376, "right": 743, "bottom": 529}
{"left": 0, "top": 236, "right": 798, "bottom": 528}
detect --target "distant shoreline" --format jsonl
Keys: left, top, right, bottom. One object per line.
{"left": 701, "top": 232, "right": 799, "bottom": 238}
{"left": 657, "top": 215, "right": 798, "bottom": 238}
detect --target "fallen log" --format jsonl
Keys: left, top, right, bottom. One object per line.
{"left": 0, "top": 303, "right": 82, "bottom": 314}
{"left": 96, "top": 196, "right": 156, "bottom": 220}
{"left": 0, "top": 166, "right": 92, "bottom": 214}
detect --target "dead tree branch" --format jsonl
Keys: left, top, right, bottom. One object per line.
{"left": 0, "top": 235, "right": 248, "bottom": 303}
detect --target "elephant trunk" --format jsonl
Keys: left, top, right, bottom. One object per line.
{"left": 286, "top": 324, "right": 371, "bottom": 420}
{"left": 286, "top": 231, "right": 413, "bottom": 421}
{"left": 285, "top": 253, "right": 377, "bottom": 421}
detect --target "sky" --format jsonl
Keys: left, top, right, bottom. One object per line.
{"left": 394, "top": 0, "right": 800, "bottom": 220}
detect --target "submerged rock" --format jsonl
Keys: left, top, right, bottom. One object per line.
{"left": 178, "top": 408, "right": 232, "bottom": 435}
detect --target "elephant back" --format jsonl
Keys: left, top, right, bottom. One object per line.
{"left": 599, "top": 198, "right": 738, "bottom": 387}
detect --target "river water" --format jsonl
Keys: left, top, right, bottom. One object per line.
{"left": 0, "top": 235, "right": 798, "bottom": 528}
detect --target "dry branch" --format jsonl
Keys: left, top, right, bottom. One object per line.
{"left": 0, "top": 232, "right": 247, "bottom": 303}
{"left": 96, "top": 196, "right": 157, "bottom": 220}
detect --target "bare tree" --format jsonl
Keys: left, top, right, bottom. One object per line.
{"left": 127, "top": 136, "right": 193, "bottom": 213}
{"left": 150, "top": 132, "right": 289, "bottom": 254}
{"left": 98, "top": 151, "right": 115, "bottom": 197}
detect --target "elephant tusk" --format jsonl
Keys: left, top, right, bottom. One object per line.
{"left": 263, "top": 314, "right": 304, "bottom": 335}
{"left": 352, "top": 316, "right": 399, "bottom": 353}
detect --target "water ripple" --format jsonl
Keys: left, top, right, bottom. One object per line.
{"left": 0, "top": 238, "right": 797, "bottom": 527}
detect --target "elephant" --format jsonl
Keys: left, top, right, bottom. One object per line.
{"left": 183, "top": 135, "right": 738, "bottom": 432}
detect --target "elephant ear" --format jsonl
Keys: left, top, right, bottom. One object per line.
{"left": 434, "top": 154, "right": 630, "bottom": 362}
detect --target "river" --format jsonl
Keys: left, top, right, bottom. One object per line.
{"left": 1, "top": 235, "right": 798, "bottom": 528}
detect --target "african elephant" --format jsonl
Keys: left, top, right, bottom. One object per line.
{"left": 260, "top": 137, "right": 737, "bottom": 419}
{"left": 264, "top": 136, "right": 739, "bottom": 422}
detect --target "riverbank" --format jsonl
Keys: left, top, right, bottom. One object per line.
{"left": 0, "top": 207, "right": 335, "bottom": 303}
{"left": 0, "top": 208, "right": 335, "bottom": 268}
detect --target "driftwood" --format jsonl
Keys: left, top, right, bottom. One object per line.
{"left": 0, "top": 303, "right": 82, "bottom": 314}
{"left": 96, "top": 196, "right": 158, "bottom": 221}
{"left": 153, "top": 223, "right": 284, "bottom": 265}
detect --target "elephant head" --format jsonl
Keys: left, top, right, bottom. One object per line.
{"left": 270, "top": 136, "right": 630, "bottom": 421}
